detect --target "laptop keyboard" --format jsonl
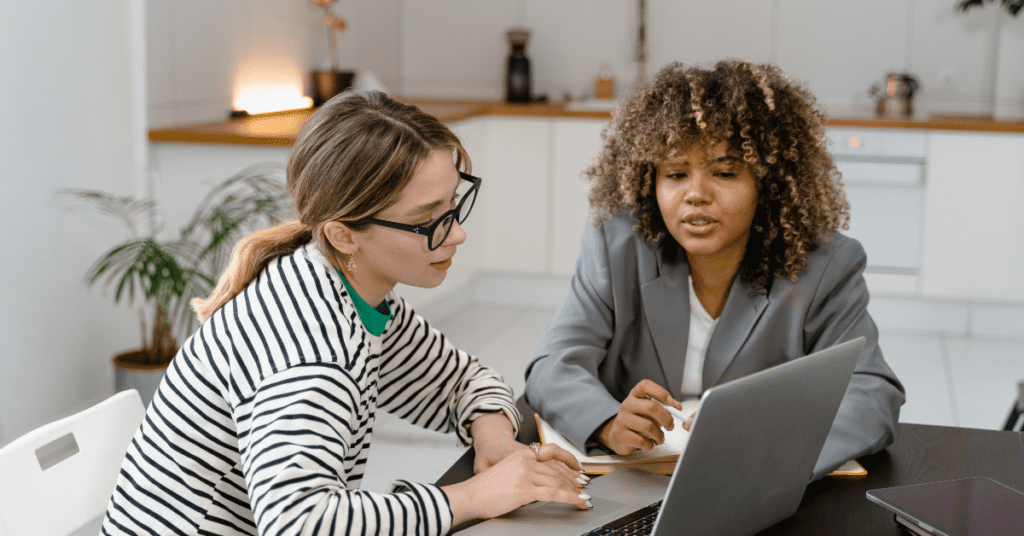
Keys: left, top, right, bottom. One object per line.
{"left": 581, "top": 500, "right": 663, "bottom": 536}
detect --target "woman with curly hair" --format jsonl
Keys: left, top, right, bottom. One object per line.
{"left": 524, "top": 61, "right": 904, "bottom": 479}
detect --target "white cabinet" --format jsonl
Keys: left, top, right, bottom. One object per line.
{"left": 551, "top": 119, "right": 607, "bottom": 274}
{"left": 826, "top": 128, "right": 928, "bottom": 294}
{"left": 921, "top": 132, "right": 1024, "bottom": 303}
{"left": 452, "top": 116, "right": 609, "bottom": 276}
{"left": 476, "top": 117, "right": 552, "bottom": 274}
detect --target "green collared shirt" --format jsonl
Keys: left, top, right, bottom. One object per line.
{"left": 335, "top": 267, "right": 392, "bottom": 336}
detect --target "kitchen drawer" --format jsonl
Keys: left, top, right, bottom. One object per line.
{"left": 843, "top": 184, "right": 923, "bottom": 271}
{"left": 827, "top": 128, "right": 927, "bottom": 160}
{"left": 827, "top": 128, "right": 926, "bottom": 276}
{"left": 836, "top": 161, "right": 923, "bottom": 187}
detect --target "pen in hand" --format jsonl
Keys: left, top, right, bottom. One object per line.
{"left": 646, "top": 395, "right": 696, "bottom": 431}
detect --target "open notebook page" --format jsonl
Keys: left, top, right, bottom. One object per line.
{"left": 536, "top": 400, "right": 701, "bottom": 465}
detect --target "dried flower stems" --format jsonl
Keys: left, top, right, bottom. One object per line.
{"left": 311, "top": 0, "right": 348, "bottom": 72}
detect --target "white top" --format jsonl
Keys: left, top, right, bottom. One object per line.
{"left": 101, "top": 242, "right": 520, "bottom": 536}
{"left": 681, "top": 276, "right": 718, "bottom": 397}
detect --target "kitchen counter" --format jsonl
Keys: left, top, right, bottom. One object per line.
{"left": 149, "top": 97, "right": 1024, "bottom": 146}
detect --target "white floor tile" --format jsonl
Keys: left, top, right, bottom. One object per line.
{"left": 429, "top": 303, "right": 525, "bottom": 356}
{"left": 471, "top": 307, "right": 558, "bottom": 400}
{"left": 869, "top": 297, "right": 969, "bottom": 337}
{"left": 970, "top": 303, "right": 1024, "bottom": 341}
{"left": 362, "top": 411, "right": 469, "bottom": 493}
{"left": 877, "top": 333, "right": 955, "bottom": 426}
{"left": 945, "top": 338, "right": 1024, "bottom": 430}
{"left": 360, "top": 435, "right": 468, "bottom": 493}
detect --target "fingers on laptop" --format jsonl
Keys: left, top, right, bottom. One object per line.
{"left": 536, "top": 443, "right": 585, "bottom": 472}
{"left": 529, "top": 482, "right": 593, "bottom": 509}
{"left": 525, "top": 447, "right": 592, "bottom": 509}
{"left": 532, "top": 461, "right": 586, "bottom": 494}
{"left": 534, "top": 444, "right": 588, "bottom": 485}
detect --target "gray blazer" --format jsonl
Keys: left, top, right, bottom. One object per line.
{"left": 524, "top": 214, "right": 905, "bottom": 478}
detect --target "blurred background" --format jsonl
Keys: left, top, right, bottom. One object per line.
{"left": 1, "top": 1, "right": 1022, "bottom": 482}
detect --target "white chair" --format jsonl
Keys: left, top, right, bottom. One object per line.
{"left": 0, "top": 389, "right": 145, "bottom": 536}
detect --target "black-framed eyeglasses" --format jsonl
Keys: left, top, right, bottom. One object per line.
{"left": 365, "top": 172, "right": 481, "bottom": 251}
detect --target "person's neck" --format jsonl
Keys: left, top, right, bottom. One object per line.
{"left": 335, "top": 258, "right": 390, "bottom": 307}
{"left": 687, "top": 250, "right": 744, "bottom": 320}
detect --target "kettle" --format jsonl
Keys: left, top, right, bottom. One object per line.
{"left": 870, "top": 73, "right": 919, "bottom": 119}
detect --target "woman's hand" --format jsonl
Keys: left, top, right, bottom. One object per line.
{"left": 598, "top": 379, "right": 682, "bottom": 455}
{"left": 470, "top": 413, "right": 527, "bottom": 473}
{"left": 682, "top": 411, "right": 696, "bottom": 431}
{"left": 473, "top": 433, "right": 530, "bottom": 473}
{"left": 442, "top": 443, "right": 591, "bottom": 525}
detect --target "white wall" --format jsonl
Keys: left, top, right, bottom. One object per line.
{"left": 147, "top": 0, "right": 312, "bottom": 128}
{"left": 0, "top": 1, "right": 145, "bottom": 445}
{"left": 331, "top": 0, "right": 1021, "bottom": 117}
{"left": 148, "top": 1, "right": 1023, "bottom": 129}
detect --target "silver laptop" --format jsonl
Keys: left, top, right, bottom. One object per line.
{"left": 461, "top": 337, "right": 865, "bottom": 536}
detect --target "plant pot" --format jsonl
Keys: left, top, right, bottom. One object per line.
{"left": 113, "top": 350, "right": 169, "bottom": 408}
{"left": 311, "top": 69, "right": 355, "bottom": 106}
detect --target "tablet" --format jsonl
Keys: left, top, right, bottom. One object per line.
{"left": 866, "top": 477, "right": 1024, "bottom": 536}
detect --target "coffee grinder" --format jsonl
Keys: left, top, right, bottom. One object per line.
{"left": 505, "top": 28, "right": 531, "bottom": 103}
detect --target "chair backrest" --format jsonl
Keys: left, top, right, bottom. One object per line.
{"left": 1006, "top": 380, "right": 1024, "bottom": 432}
{"left": 0, "top": 390, "right": 145, "bottom": 536}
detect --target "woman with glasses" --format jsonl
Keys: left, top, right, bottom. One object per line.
{"left": 102, "top": 91, "right": 590, "bottom": 536}
{"left": 525, "top": 61, "right": 905, "bottom": 481}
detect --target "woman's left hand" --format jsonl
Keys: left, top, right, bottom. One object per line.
{"left": 470, "top": 413, "right": 524, "bottom": 473}
{"left": 473, "top": 435, "right": 530, "bottom": 473}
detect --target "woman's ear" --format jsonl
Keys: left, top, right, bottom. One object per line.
{"left": 323, "top": 221, "right": 360, "bottom": 256}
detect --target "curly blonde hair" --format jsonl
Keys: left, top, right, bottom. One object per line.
{"left": 587, "top": 60, "right": 849, "bottom": 291}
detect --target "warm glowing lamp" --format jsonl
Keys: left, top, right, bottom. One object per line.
{"left": 233, "top": 84, "right": 313, "bottom": 116}
{"left": 233, "top": 62, "right": 314, "bottom": 116}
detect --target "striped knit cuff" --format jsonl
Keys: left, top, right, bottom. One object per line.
{"left": 459, "top": 400, "right": 523, "bottom": 446}
{"left": 386, "top": 480, "right": 454, "bottom": 536}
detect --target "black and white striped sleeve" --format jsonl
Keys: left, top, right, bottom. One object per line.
{"left": 236, "top": 363, "right": 453, "bottom": 536}
{"left": 377, "top": 296, "right": 522, "bottom": 445}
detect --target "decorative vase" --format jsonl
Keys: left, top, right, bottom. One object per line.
{"left": 113, "top": 350, "right": 169, "bottom": 408}
{"left": 312, "top": 69, "right": 355, "bottom": 106}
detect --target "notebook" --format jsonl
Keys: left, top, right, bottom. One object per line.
{"left": 867, "top": 477, "right": 1024, "bottom": 536}
{"left": 535, "top": 407, "right": 866, "bottom": 477}
{"left": 460, "top": 337, "right": 865, "bottom": 536}
{"left": 535, "top": 400, "right": 701, "bottom": 474}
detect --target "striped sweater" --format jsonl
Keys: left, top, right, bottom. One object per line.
{"left": 101, "top": 242, "right": 521, "bottom": 536}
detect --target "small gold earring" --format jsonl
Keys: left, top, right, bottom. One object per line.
{"left": 346, "top": 257, "right": 357, "bottom": 274}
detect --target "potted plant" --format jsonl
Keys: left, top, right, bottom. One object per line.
{"left": 61, "top": 164, "right": 293, "bottom": 405}
{"left": 957, "top": 0, "right": 1023, "bottom": 16}
{"left": 310, "top": 0, "right": 353, "bottom": 105}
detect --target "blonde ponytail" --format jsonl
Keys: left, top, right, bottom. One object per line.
{"left": 193, "top": 90, "right": 469, "bottom": 323}
{"left": 192, "top": 220, "right": 311, "bottom": 321}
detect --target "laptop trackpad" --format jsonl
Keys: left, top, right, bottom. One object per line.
{"left": 501, "top": 494, "right": 630, "bottom": 525}
{"left": 459, "top": 468, "right": 670, "bottom": 535}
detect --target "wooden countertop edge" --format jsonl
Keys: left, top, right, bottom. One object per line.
{"left": 148, "top": 131, "right": 296, "bottom": 146}
{"left": 828, "top": 116, "right": 1024, "bottom": 133}
{"left": 149, "top": 99, "right": 1024, "bottom": 146}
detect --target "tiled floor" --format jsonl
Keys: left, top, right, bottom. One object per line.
{"left": 361, "top": 287, "right": 1024, "bottom": 493}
